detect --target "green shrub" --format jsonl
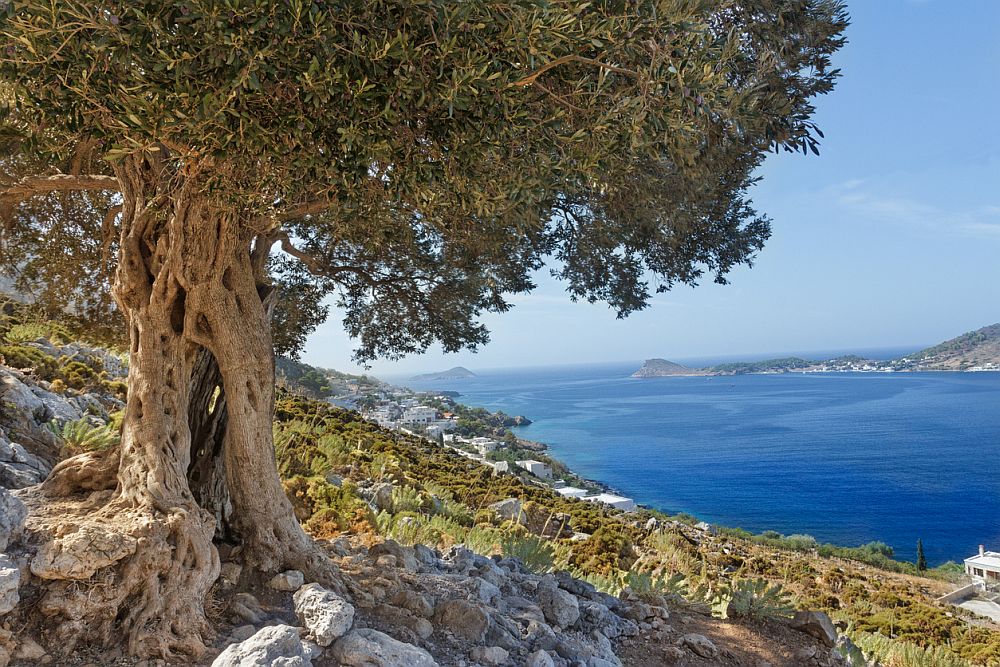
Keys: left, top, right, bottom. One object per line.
{"left": 4, "top": 322, "right": 50, "bottom": 343}
{"left": 0, "top": 344, "right": 59, "bottom": 378}
{"left": 720, "top": 578, "right": 795, "bottom": 621}
{"left": 500, "top": 532, "right": 555, "bottom": 574}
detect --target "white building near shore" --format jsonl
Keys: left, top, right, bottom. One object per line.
{"left": 515, "top": 459, "right": 552, "bottom": 479}
{"left": 555, "top": 486, "right": 588, "bottom": 499}
{"left": 583, "top": 493, "right": 637, "bottom": 512}
{"left": 965, "top": 545, "right": 1000, "bottom": 585}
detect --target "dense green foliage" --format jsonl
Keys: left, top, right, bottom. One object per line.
{"left": 2, "top": 0, "right": 848, "bottom": 362}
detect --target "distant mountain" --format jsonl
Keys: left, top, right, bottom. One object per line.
{"left": 631, "top": 358, "right": 705, "bottom": 378}
{"left": 411, "top": 366, "right": 477, "bottom": 381}
{"left": 908, "top": 323, "right": 1000, "bottom": 370}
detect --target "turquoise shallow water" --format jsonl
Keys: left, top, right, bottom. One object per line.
{"left": 405, "top": 364, "right": 1000, "bottom": 565}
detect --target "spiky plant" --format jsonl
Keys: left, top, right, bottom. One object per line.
{"left": 500, "top": 532, "right": 556, "bottom": 574}
{"left": 47, "top": 418, "right": 120, "bottom": 455}
{"left": 720, "top": 578, "right": 795, "bottom": 621}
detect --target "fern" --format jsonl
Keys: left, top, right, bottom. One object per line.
{"left": 390, "top": 485, "right": 423, "bottom": 513}
{"left": 500, "top": 532, "right": 555, "bottom": 574}
{"left": 47, "top": 418, "right": 119, "bottom": 455}
{"left": 719, "top": 578, "right": 795, "bottom": 621}
{"left": 853, "top": 631, "right": 971, "bottom": 667}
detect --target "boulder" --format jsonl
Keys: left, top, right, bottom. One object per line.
{"left": 468, "top": 577, "right": 501, "bottom": 605}
{"left": 13, "top": 637, "right": 46, "bottom": 662}
{"left": 679, "top": 633, "right": 718, "bottom": 659}
{"left": 790, "top": 610, "right": 838, "bottom": 647}
{"left": 470, "top": 646, "right": 509, "bottom": 666}
{"left": 231, "top": 593, "right": 268, "bottom": 625}
{"left": 525, "top": 650, "right": 555, "bottom": 667}
{"left": 835, "top": 635, "right": 867, "bottom": 665}
{"left": 268, "top": 569, "right": 305, "bottom": 591}
{"left": 537, "top": 585, "right": 580, "bottom": 629}
{"left": 293, "top": 583, "right": 355, "bottom": 647}
{"left": 373, "top": 483, "right": 394, "bottom": 512}
{"left": 434, "top": 599, "right": 490, "bottom": 642}
{"left": 391, "top": 590, "right": 434, "bottom": 618}
{"left": 0, "top": 489, "right": 26, "bottom": 551}
{"left": 212, "top": 624, "right": 312, "bottom": 667}
{"left": 370, "top": 540, "right": 419, "bottom": 572}
{"left": 412, "top": 543, "right": 439, "bottom": 568}
{"left": 489, "top": 499, "right": 524, "bottom": 524}
{"left": 0, "top": 555, "right": 20, "bottom": 615}
{"left": 331, "top": 629, "right": 438, "bottom": 667}
{"left": 0, "top": 437, "right": 50, "bottom": 489}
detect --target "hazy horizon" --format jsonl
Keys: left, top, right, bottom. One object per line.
{"left": 366, "top": 343, "right": 934, "bottom": 381}
{"left": 302, "top": 1, "right": 1000, "bottom": 376}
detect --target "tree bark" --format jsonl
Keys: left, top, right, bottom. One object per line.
{"left": 26, "top": 154, "right": 333, "bottom": 659}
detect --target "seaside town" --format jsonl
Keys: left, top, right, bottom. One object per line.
{"left": 360, "top": 391, "right": 639, "bottom": 513}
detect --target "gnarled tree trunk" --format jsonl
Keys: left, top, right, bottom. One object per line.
{"left": 26, "top": 154, "right": 332, "bottom": 659}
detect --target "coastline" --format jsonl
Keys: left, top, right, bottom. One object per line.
{"left": 416, "top": 368, "right": 1000, "bottom": 568}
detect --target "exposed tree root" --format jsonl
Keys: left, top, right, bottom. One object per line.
{"left": 18, "top": 470, "right": 220, "bottom": 660}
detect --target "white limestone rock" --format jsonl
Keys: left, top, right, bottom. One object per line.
{"left": 293, "top": 583, "right": 355, "bottom": 647}
{"left": 0, "top": 555, "right": 20, "bottom": 615}
{"left": 331, "top": 629, "right": 438, "bottom": 667}
{"left": 212, "top": 625, "right": 311, "bottom": 667}
{"left": 268, "top": 569, "right": 305, "bottom": 591}
{"left": 0, "top": 488, "right": 26, "bottom": 551}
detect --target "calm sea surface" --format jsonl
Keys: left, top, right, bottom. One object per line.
{"left": 404, "top": 363, "right": 1000, "bottom": 565}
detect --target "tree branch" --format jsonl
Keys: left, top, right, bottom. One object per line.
{"left": 255, "top": 197, "right": 333, "bottom": 232}
{"left": 0, "top": 173, "right": 121, "bottom": 204}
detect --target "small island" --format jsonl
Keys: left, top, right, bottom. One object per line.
{"left": 631, "top": 358, "right": 707, "bottom": 377}
{"left": 411, "top": 366, "right": 477, "bottom": 381}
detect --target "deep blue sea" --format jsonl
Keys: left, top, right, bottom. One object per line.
{"left": 403, "top": 363, "right": 1000, "bottom": 565}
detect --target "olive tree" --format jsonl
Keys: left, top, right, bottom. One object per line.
{"left": 0, "top": 0, "right": 846, "bottom": 658}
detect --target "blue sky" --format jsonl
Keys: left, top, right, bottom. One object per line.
{"left": 303, "top": 1, "right": 1000, "bottom": 375}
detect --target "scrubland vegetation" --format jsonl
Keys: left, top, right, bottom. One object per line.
{"left": 267, "top": 392, "right": 1000, "bottom": 666}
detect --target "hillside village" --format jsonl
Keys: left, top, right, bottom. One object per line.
{"left": 361, "top": 390, "right": 640, "bottom": 514}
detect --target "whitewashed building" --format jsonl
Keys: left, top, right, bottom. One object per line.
{"left": 583, "top": 493, "right": 637, "bottom": 512}
{"left": 965, "top": 546, "right": 1000, "bottom": 585}
{"left": 556, "top": 486, "right": 589, "bottom": 499}
{"left": 515, "top": 459, "right": 552, "bottom": 479}
{"left": 400, "top": 406, "right": 438, "bottom": 424}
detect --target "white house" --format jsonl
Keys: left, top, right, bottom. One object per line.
{"left": 470, "top": 437, "right": 500, "bottom": 455}
{"left": 515, "top": 459, "right": 552, "bottom": 479}
{"left": 583, "top": 493, "right": 637, "bottom": 512}
{"left": 965, "top": 546, "right": 1000, "bottom": 585}
{"left": 555, "top": 486, "right": 589, "bottom": 499}
{"left": 399, "top": 406, "right": 438, "bottom": 424}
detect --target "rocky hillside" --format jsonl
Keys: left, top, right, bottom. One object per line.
{"left": 2, "top": 301, "right": 999, "bottom": 666}
{"left": 910, "top": 323, "right": 1000, "bottom": 370}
